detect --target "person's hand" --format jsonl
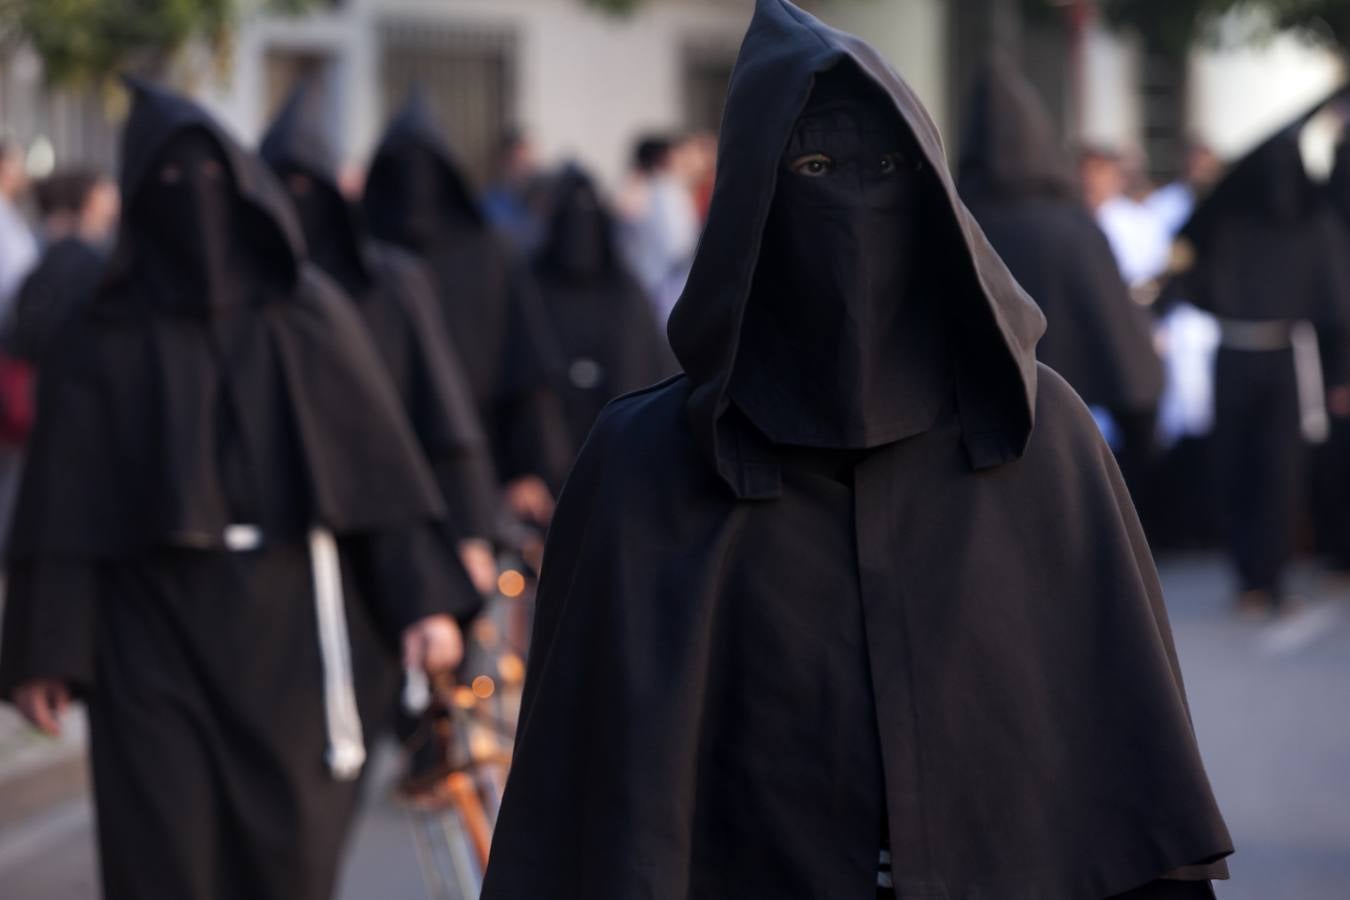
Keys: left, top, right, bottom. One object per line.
{"left": 458, "top": 538, "right": 498, "bottom": 597}
{"left": 402, "top": 615, "right": 464, "bottom": 676}
{"left": 1329, "top": 385, "right": 1350, "bottom": 418}
{"left": 504, "top": 475, "right": 556, "bottom": 526}
{"left": 13, "top": 679, "right": 70, "bottom": 737}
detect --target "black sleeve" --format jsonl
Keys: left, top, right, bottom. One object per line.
{"left": 1108, "top": 878, "right": 1215, "bottom": 899}
{"left": 347, "top": 523, "right": 484, "bottom": 639}
{"left": 495, "top": 262, "right": 574, "bottom": 489}
{"left": 0, "top": 559, "right": 99, "bottom": 699}
{"left": 432, "top": 454, "right": 501, "bottom": 543}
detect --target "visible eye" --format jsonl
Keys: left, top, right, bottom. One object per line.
{"left": 158, "top": 164, "right": 183, "bottom": 185}
{"left": 789, "top": 153, "right": 834, "bottom": 178}
{"left": 879, "top": 152, "right": 907, "bottom": 176}
{"left": 200, "top": 159, "right": 224, "bottom": 180}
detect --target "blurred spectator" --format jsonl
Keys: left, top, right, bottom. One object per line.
{"left": 4, "top": 169, "right": 118, "bottom": 367}
{"left": 1081, "top": 144, "right": 1172, "bottom": 290}
{"left": 674, "top": 130, "right": 718, "bottom": 221}
{"left": 1147, "top": 141, "right": 1224, "bottom": 237}
{"left": 616, "top": 133, "right": 700, "bottom": 324}
{"left": 482, "top": 126, "right": 543, "bottom": 252}
{"left": 0, "top": 140, "right": 39, "bottom": 309}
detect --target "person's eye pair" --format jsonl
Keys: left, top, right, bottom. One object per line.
{"left": 789, "top": 151, "right": 909, "bottom": 178}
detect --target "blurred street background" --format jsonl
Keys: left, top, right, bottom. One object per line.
{"left": 4, "top": 0, "right": 1350, "bottom": 897}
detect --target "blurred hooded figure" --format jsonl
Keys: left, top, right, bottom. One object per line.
{"left": 0, "top": 81, "right": 480, "bottom": 900}
{"left": 261, "top": 79, "right": 499, "bottom": 594}
{"left": 481, "top": 4, "right": 1231, "bottom": 899}
{"left": 532, "top": 163, "right": 675, "bottom": 453}
{"left": 363, "top": 92, "right": 572, "bottom": 526}
{"left": 958, "top": 55, "right": 1163, "bottom": 478}
{"left": 1176, "top": 111, "right": 1350, "bottom": 616}
{"left": 1308, "top": 135, "right": 1350, "bottom": 570}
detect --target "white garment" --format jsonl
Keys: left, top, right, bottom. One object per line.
{"left": 1096, "top": 196, "right": 1172, "bottom": 288}
{"left": 1156, "top": 303, "right": 1220, "bottom": 446}
{"left": 1145, "top": 182, "right": 1196, "bottom": 239}
{"left": 0, "top": 195, "right": 37, "bottom": 310}
{"left": 618, "top": 173, "right": 700, "bottom": 324}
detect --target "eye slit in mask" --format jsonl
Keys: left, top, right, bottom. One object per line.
{"left": 788, "top": 153, "right": 834, "bottom": 177}
{"left": 159, "top": 164, "right": 184, "bottom": 185}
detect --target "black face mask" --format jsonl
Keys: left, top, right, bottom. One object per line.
{"left": 545, "top": 186, "right": 609, "bottom": 279}
{"left": 280, "top": 167, "right": 365, "bottom": 289}
{"left": 136, "top": 130, "right": 251, "bottom": 312}
{"left": 731, "top": 67, "right": 950, "bottom": 449}
{"left": 375, "top": 144, "right": 453, "bottom": 247}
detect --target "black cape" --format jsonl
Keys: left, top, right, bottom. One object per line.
{"left": 532, "top": 163, "right": 676, "bottom": 453}
{"left": 260, "top": 80, "right": 500, "bottom": 541}
{"left": 0, "top": 81, "right": 479, "bottom": 900}
{"left": 363, "top": 92, "right": 573, "bottom": 489}
{"left": 958, "top": 55, "right": 1162, "bottom": 417}
{"left": 3, "top": 236, "right": 105, "bottom": 366}
{"left": 482, "top": 3, "right": 1231, "bottom": 898}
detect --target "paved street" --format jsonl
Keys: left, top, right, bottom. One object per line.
{"left": 2, "top": 555, "right": 1348, "bottom": 899}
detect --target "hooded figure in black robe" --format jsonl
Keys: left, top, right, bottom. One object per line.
{"left": 958, "top": 56, "right": 1163, "bottom": 476}
{"left": 363, "top": 92, "right": 572, "bottom": 521}
{"left": 1175, "top": 104, "right": 1350, "bottom": 612}
{"left": 0, "top": 81, "right": 480, "bottom": 900}
{"left": 261, "top": 80, "right": 500, "bottom": 581}
{"left": 480, "top": 4, "right": 1231, "bottom": 899}
{"left": 532, "top": 163, "right": 675, "bottom": 453}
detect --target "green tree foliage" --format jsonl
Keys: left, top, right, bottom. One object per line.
{"left": 0, "top": 0, "right": 319, "bottom": 86}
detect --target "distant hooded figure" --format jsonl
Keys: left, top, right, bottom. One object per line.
{"left": 958, "top": 55, "right": 1163, "bottom": 466}
{"left": 0, "top": 81, "right": 479, "bottom": 900}
{"left": 532, "top": 163, "right": 676, "bottom": 452}
{"left": 261, "top": 80, "right": 500, "bottom": 589}
{"left": 480, "top": 4, "right": 1231, "bottom": 900}
{"left": 363, "top": 93, "right": 572, "bottom": 523}
{"left": 1176, "top": 109, "right": 1350, "bottom": 615}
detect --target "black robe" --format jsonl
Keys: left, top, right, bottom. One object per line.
{"left": 261, "top": 80, "right": 499, "bottom": 542}
{"left": 363, "top": 94, "right": 573, "bottom": 490}
{"left": 1177, "top": 117, "right": 1350, "bottom": 596}
{"left": 957, "top": 55, "right": 1162, "bottom": 426}
{"left": 1314, "top": 140, "right": 1350, "bottom": 568}
{"left": 0, "top": 80, "right": 480, "bottom": 900}
{"left": 532, "top": 164, "right": 676, "bottom": 454}
{"left": 481, "top": 3, "right": 1231, "bottom": 899}
{"left": 3, "top": 236, "right": 105, "bottom": 366}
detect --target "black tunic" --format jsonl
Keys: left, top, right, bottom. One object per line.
{"left": 363, "top": 93, "right": 573, "bottom": 489}
{"left": 481, "top": 3, "right": 1231, "bottom": 899}
{"left": 261, "top": 80, "right": 499, "bottom": 542}
{"left": 0, "top": 80, "right": 480, "bottom": 900}
{"left": 532, "top": 164, "right": 676, "bottom": 453}
{"left": 957, "top": 55, "right": 1162, "bottom": 421}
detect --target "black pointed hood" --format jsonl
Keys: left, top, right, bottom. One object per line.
{"left": 363, "top": 87, "right": 485, "bottom": 240}
{"left": 1182, "top": 84, "right": 1347, "bottom": 247}
{"left": 667, "top": 0, "right": 1045, "bottom": 499}
{"left": 957, "top": 53, "right": 1078, "bottom": 203}
{"left": 259, "top": 77, "right": 342, "bottom": 185}
{"left": 260, "top": 78, "right": 374, "bottom": 285}
{"left": 535, "top": 162, "right": 619, "bottom": 278}
{"left": 106, "top": 77, "right": 305, "bottom": 294}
